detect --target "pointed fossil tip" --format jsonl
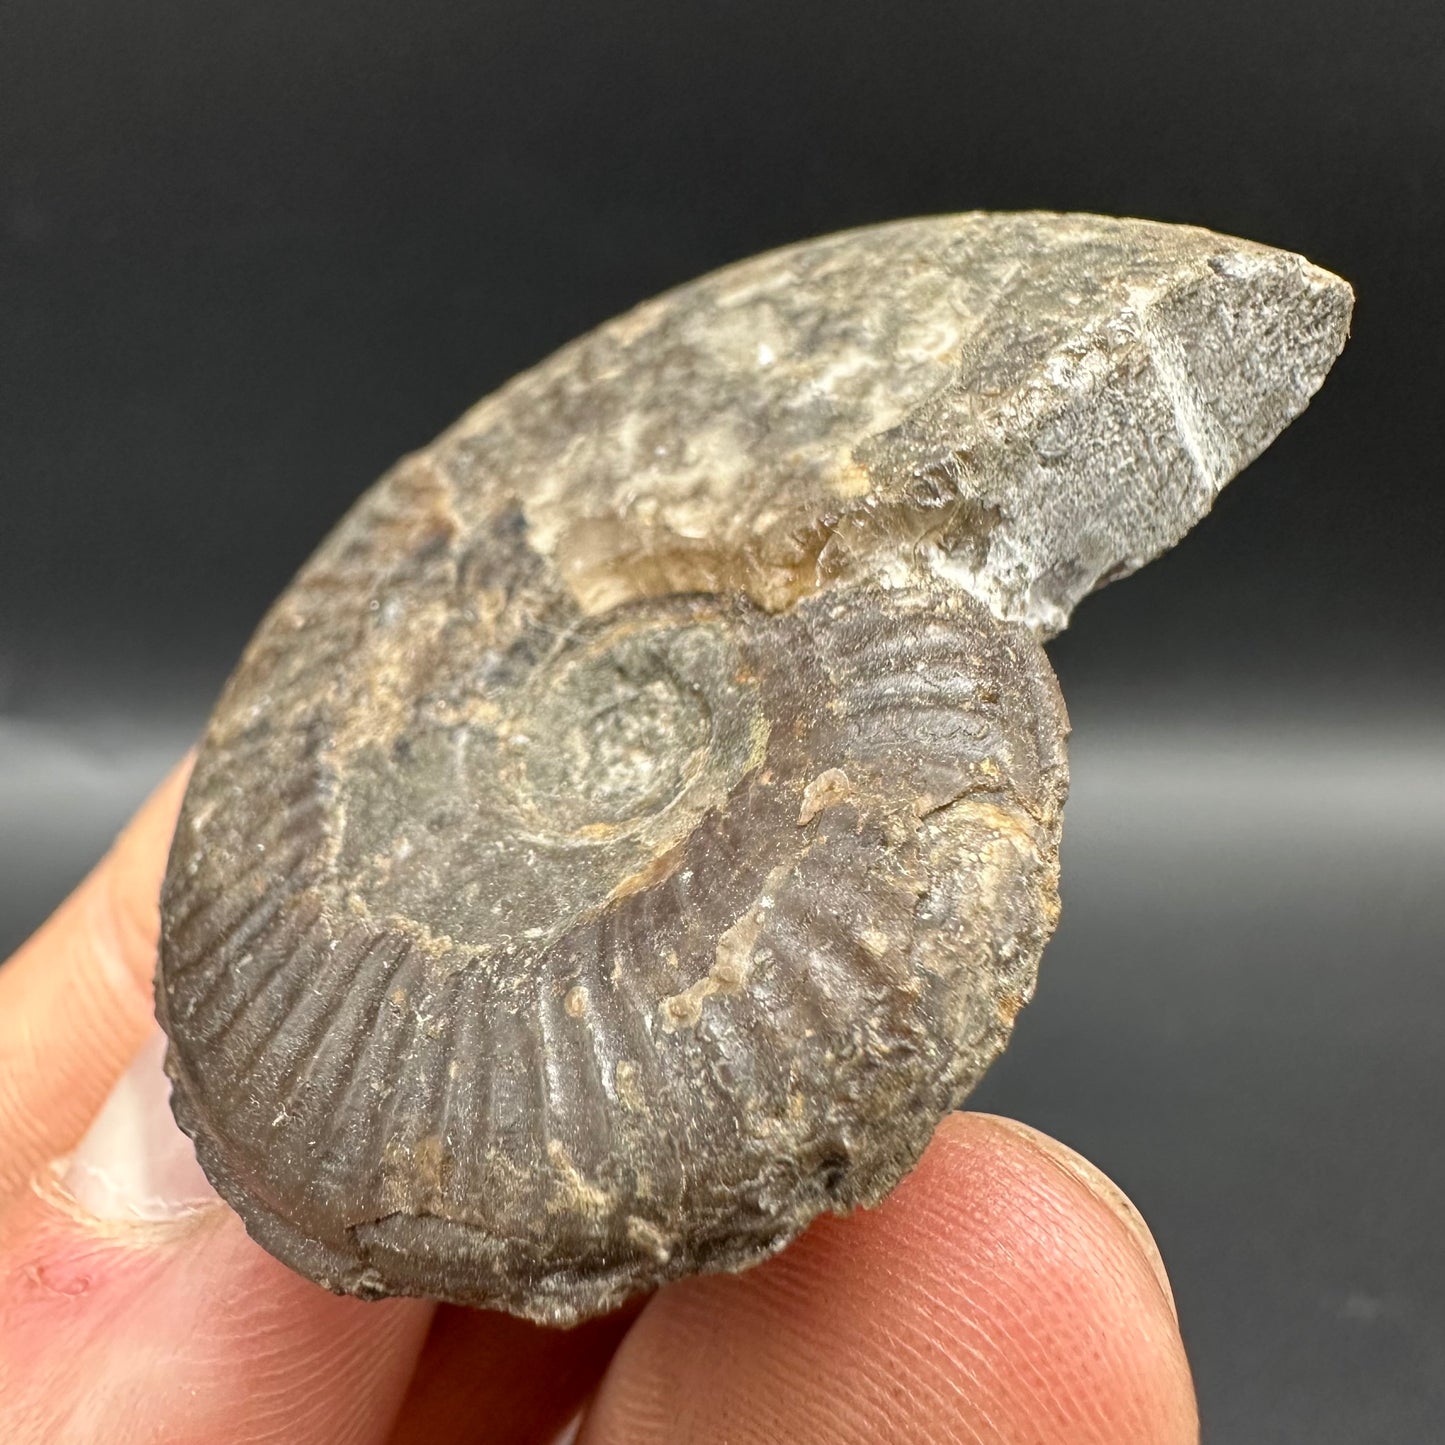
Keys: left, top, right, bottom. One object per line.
{"left": 1163, "top": 240, "right": 1353, "bottom": 484}
{"left": 1110, "top": 235, "right": 1355, "bottom": 564}
{"left": 905, "top": 220, "right": 1358, "bottom": 636}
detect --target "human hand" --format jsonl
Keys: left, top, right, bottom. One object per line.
{"left": 0, "top": 763, "right": 1198, "bottom": 1444}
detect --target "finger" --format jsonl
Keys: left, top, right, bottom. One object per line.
{"left": 0, "top": 1025, "right": 435, "bottom": 1445}
{"left": 580, "top": 1113, "right": 1197, "bottom": 1445}
{"left": 387, "top": 1303, "right": 636, "bottom": 1445}
{"left": 0, "top": 761, "right": 189, "bottom": 1203}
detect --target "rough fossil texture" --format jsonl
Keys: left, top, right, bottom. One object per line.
{"left": 158, "top": 213, "right": 1352, "bottom": 1323}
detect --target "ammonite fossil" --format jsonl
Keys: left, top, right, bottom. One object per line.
{"left": 157, "top": 213, "right": 1351, "bottom": 1323}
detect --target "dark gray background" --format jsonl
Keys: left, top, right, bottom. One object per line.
{"left": 2, "top": 1, "right": 1441, "bottom": 1439}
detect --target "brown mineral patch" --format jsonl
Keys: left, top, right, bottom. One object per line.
{"left": 413, "top": 1134, "right": 455, "bottom": 1194}
{"left": 798, "top": 767, "right": 855, "bottom": 826}
{"left": 606, "top": 843, "right": 685, "bottom": 905}
{"left": 614, "top": 1060, "right": 646, "bottom": 1113}
{"left": 659, "top": 900, "right": 769, "bottom": 1032}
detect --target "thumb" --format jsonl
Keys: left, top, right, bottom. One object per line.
{"left": 59, "top": 1029, "right": 217, "bottom": 1223}
{"left": 0, "top": 1025, "right": 433, "bottom": 1445}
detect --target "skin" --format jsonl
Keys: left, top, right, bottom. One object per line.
{"left": 0, "top": 763, "right": 1199, "bottom": 1444}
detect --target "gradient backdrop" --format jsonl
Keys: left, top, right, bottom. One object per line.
{"left": 3, "top": 2, "right": 1442, "bottom": 1440}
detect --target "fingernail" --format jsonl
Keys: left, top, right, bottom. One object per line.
{"left": 60, "top": 1025, "right": 220, "bottom": 1221}
{"left": 549, "top": 1413, "right": 583, "bottom": 1445}
{"left": 987, "top": 1116, "right": 1179, "bottom": 1324}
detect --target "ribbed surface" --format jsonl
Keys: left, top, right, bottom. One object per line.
{"left": 159, "top": 527, "right": 1066, "bottom": 1321}
{"left": 150, "top": 215, "right": 1354, "bottom": 1322}
{"left": 176, "top": 216, "right": 1400, "bottom": 1321}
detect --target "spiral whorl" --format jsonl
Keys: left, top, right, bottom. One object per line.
{"left": 157, "top": 212, "right": 1350, "bottom": 1320}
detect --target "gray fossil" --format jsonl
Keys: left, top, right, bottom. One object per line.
{"left": 156, "top": 213, "right": 1351, "bottom": 1323}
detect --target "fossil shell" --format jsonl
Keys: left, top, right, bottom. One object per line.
{"left": 158, "top": 213, "right": 1351, "bottom": 1323}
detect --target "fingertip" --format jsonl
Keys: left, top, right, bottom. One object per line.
{"left": 968, "top": 1113, "right": 1178, "bottom": 1325}
{"left": 581, "top": 1111, "right": 1197, "bottom": 1445}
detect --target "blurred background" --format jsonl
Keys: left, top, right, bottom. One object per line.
{"left": 2, "top": 2, "right": 1441, "bottom": 1438}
